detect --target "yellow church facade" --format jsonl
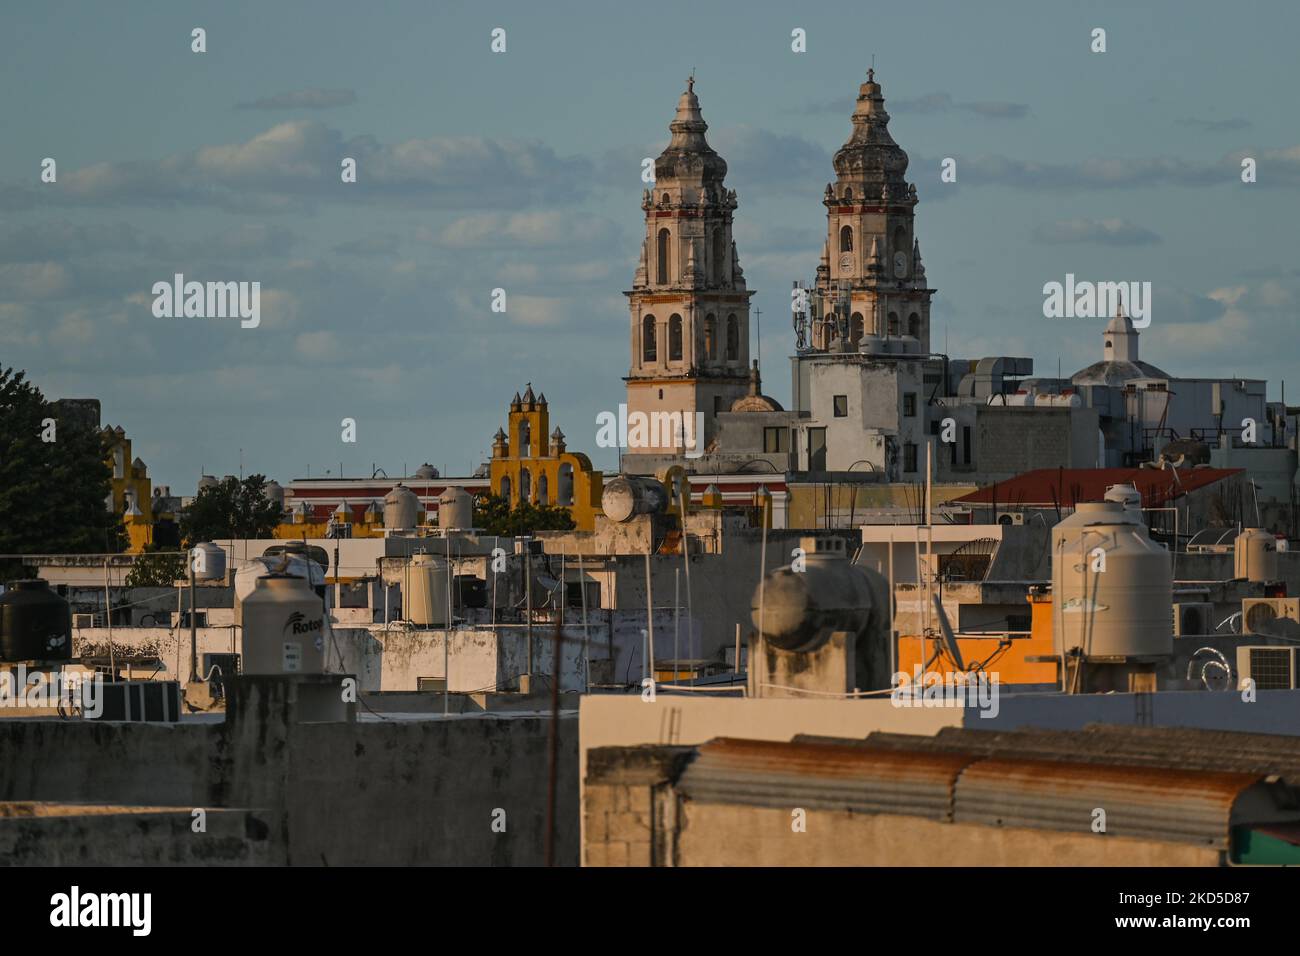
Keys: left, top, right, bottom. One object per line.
{"left": 489, "top": 386, "right": 603, "bottom": 530}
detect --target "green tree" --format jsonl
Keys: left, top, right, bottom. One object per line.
{"left": 0, "top": 366, "right": 125, "bottom": 580}
{"left": 472, "top": 493, "right": 576, "bottom": 537}
{"left": 123, "top": 544, "right": 187, "bottom": 588}
{"left": 180, "top": 475, "right": 283, "bottom": 545}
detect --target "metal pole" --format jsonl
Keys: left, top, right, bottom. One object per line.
{"left": 643, "top": 551, "right": 654, "bottom": 683}
{"left": 545, "top": 616, "right": 562, "bottom": 867}
{"left": 578, "top": 551, "right": 590, "bottom": 694}
{"left": 758, "top": 517, "right": 767, "bottom": 697}
{"left": 104, "top": 559, "right": 116, "bottom": 679}
{"left": 673, "top": 568, "right": 680, "bottom": 682}
{"left": 525, "top": 540, "right": 533, "bottom": 680}
{"left": 677, "top": 483, "right": 694, "bottom": 684}
{"left": 444, "top": 532, "right": 451, "bottom": 716}
{"left": 188, "top": 556, "right": 198, "bottom": 683}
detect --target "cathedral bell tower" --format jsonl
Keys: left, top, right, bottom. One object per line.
{"left": 624, "top": 78, "right": 754, "bottom": 454}
{"left": 803, "top": 70, "right": 935, "bottom": 354}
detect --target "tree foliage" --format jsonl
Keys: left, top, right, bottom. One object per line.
{"left": 179, "top": 475, "right": 283, "bottom": 545}
{"left": 123, "top": 545, "right": 187, "bottom": 588}
{"left": 472, "top": 493, "right": 576, "bottom": 537}
{"left": 0, "top": 366, "right": 125, "bottom": 579}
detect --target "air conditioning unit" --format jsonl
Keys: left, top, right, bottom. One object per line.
{"left": 72, "top": 613, "right": 99, "bottom": 628}
{"left": 1241, "top": 598, "right": 1300, "bottom": 637}
{"left": 1236, "top": 646, "right": 1300, "bottom": 691}
{"left": 1171, "top": 602, "right": 1214, "bottom": 636}
{"left": 996, "top": 511, "right": 1025, "bottom": 526}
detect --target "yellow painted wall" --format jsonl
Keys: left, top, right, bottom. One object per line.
{"left": 489, "top": 396, "right": 603, "bottom": 530}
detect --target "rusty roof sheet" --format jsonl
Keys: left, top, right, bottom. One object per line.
{"left": 676, "top": 737, "right": 974, "bottom": 821}
{"left": 847, "top": 726, "right": 1300, "bottom": 784}
{"left": 954, "top": 757, "right": 1262, "bottom": 849}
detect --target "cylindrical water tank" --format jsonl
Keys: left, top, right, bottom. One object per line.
{"left": 402, "top": 553, "right": 449, "bottom": 626}
{"left": 1103, "top": 482, "right": 1142, "bottom": 515}
{"left": 602, "top": 476, "right": 668, "bottom": 522}
{"left": 438, "top": 486, "right": 474, "bottom": 530}
{"left": 384, "top": 484, "right": 420, "bottom": 530}
{"left": 240, "top": 573, "right": 327, "bottom": 675}
{"left": 751, "top": 552, "right": 876, "bottom": 652}
{"left": 234, "top": 554, "right": 326, "bottom": 622}
{"left": 1235, "top": 528, "right": 1277, "bottom": 583}
{"left": 197, "top": 475, "right": 218, "bottom": 492}
{"left": 0, "top": 579, "right": 72, "bottom": 662}
{"left": 263, "top": 480, "right": 285, "bottom": 509}
{"left": 190, "top": 542, "right": 227, "bottom": 582}
{"left": 1052, "top": 501, "right": 1172, "bottom": 658}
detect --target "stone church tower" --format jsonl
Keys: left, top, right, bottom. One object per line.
{"left": 805, "top": 70, "right": 935, "bottom": 354}
{"left": 624, "top": 78, "right": 754, "bottom": 452}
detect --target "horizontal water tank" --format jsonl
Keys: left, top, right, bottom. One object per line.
{"left": 403, "top": 553, "right": 449, "bottom": 626}
{"left": 751, "top": 545, "right": 876, "bottom": 652}
{"left": 240, "top": 573, "right": 327, "bottom": 675}
{"left": 439, "top": 486, "right": 474, "bottom": 530}
{"left": 1052, "top": 501, "right": 1172, "bottom": 658}
{"left": 384, "top": 484, "right": 420, "bottom": 530}
{"left": 1235, "top": 528, "right": 1277, "bottom": 583}
{"left": 602, "top": 476, "right": 668, "bottom": 522}
{"left": 0, "top": 579, "right": 72, "bottom": 662}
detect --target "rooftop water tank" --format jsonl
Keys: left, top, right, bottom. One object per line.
{"left": 1051, "top": 501, "right": 1172, "bottom": 659}
{"left": 190, "top": 542, "right": 227, "bottom": 582}
{"left": 234, "top": 553, "right": 326, "bottom": 624}
{"left": 402, "top": 553, "right": 449, "bottom": 626}
{"left": 197, "top": 475, "right": 218, "bottom": 492}
{"left": 1103, "top": 482, "right": 1142, "bottom": 516}
{"left": 602, "top": 476, "right": 668, "bottom": 522}
{"left": 1235, "top": 528, "right": 1277, "bottom": 583}
{"left": 263, "top": 480, "right": 285, "bottom": 509}
{"left": 0, "top": 579, "right": 72, "bottom": 662}
{"left": 384, "top": 484, "right": 420, "bottom": 530}
{"left": 438, "top": 486, "right": 474, "bottom": 530}
{"left": 751, "top": 541, "right": 875, "bottom": 652}
{"left": 240, "top": 573, "right": 327, "bottom": 675}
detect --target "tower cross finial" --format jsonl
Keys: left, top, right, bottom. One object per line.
{"left": 688, "top": 70, "right": 695, "bottom": 93}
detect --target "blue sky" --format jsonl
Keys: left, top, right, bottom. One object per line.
{"left": 2, "top": 0, "right": 1296, "bottom": 489}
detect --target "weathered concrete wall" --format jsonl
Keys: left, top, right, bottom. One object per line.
{"left": 668, "top": 804, "right": 1218, "bottom": 866}
{"left": 0, "top": 804, "right": 279, "bottom": 865}
{"left": 0, "top": 700, "right": 579, "bottom": 866}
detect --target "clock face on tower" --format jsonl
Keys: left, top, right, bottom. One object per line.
{"left": 893, "top": 251, "right": 908, "bottom": 278}
{"left": 839, "top": 253, "right": 853, "bottom": 271}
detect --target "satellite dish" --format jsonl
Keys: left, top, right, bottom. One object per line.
{"left": 931, "top": 594, "right": 966, "bottom": 672}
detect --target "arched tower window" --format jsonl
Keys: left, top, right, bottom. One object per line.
{"left": 893, "top": 226, "right": 907, "bottom": 259}
{"left": 558, "top": 464, "right": 574, "bottom": 506}
{"left": 656, "top": 228, "right": 670, "bottom": 284}
{"left": 887, "top": 312, "right": 900, "bottom": 336}
{"left": 844, "top": 187, "right": 854, "bottom": 202}
{"left": 537, "top": 473, "right": 549, "bottom": 507}
{"left": 840, "top": 225, "right": 853, "bottom": 253}
{"left": 907, "top": 313, "right": 920, "bottom": 338}
{"left": 712, "top": 229, "right": 726, "bottom": 283}
{"left": 669, "top": 314, "right": 683, "bottom": 361}
{"left": 519, "top": 467, "right": 531, "bottom": 503}
{"left": 704, "top": 314, "right": 717, "bottom": 360}
{"left": 725, "top": 314, "right": 739, "bottom": 361}
{"left": 851, "top": 313, "right": 865, "bottom": 346}
{"left": 499, "top": 475, "right": 511, "bottom": 502}
{"left": 518, "top": 419, "right": 531, "bottom": 455}
{"left": 642, "top": 314, "right": 657, "bottom": 362}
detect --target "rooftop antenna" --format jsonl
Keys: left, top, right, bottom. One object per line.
{"left": 754, "top": 306, "right": 762, "bottom": 370}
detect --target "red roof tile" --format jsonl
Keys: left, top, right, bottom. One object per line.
{"left": 953, "top": 467, "right": 1243, "bottom": 509}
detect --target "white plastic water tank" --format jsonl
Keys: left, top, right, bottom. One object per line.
{"left": 190, "top": 542, "right": 226, "bottom": 581}
{"left": 384, "top": 484, "right": 420, "bottom": 530}
{"left": 1052, "top": 500, "right": 1172, "bottom": 658}
{"left": 240, "top": 573, "right": 327, "bottom": 675}
{"left": 438, "top": 486, "right": 474, "bottom": 530}
{"left": 402, "top": 553, "right": 449, "bottom": 626}
{"left": 1235, "top": 528, "right": 1277, "bottom": 583}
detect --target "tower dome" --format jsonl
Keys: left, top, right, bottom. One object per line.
{"left": 832, "top": 69, "right": 911, "bottom": 196}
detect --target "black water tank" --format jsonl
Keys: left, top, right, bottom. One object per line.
{"left": 0, "top": 579, "right": 73, "bottom": 662}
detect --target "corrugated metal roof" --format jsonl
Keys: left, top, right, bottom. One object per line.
{"left": 954, "top": 758, "right": 1260, "bottom": 849}
{"left": 676, "top": 737, "right": 974, "bottom": 821}
{"left": 848, "top": 726, "right": 1300, "bottom": 784}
